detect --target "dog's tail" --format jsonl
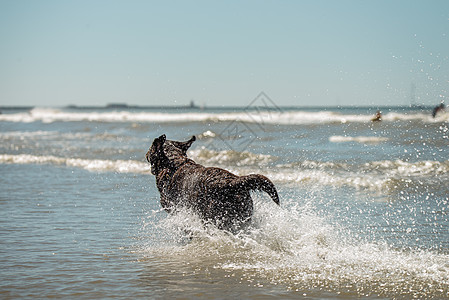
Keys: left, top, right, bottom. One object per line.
{"left": 238, "top": 174, "right": 279, "bottom": 205}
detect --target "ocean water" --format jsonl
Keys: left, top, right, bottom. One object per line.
{"left": 0, "top": 106, "right": 448, "bottom": 298}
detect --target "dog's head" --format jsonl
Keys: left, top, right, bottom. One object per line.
{"left": 146, "top": 134, "right": 168, "bottom": 175}
{"left": 146, "top": 134, "right": 196, "bottom": 175}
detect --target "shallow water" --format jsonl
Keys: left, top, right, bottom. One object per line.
{"left": 1, "top": 106, "right": 448, "bottom": 298}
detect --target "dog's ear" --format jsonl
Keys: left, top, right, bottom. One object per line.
{"left": 157, "top": 134, "right": 166, "bottom": 144}
{"left": 178, "top": 135, "right": 196, "bottom": 155}
{"left": 152, "top": 134, "right": 166, "bottom": 149}
{"left": 186, "top": 135, "right": 196, "bottom": 148}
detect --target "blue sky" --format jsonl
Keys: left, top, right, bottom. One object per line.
{"left": 1, "top": 0, "right": 448, "bottom": 107}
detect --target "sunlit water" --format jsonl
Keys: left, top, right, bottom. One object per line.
{"left": 1, "top": 106, "right": 448, "bottom": 298}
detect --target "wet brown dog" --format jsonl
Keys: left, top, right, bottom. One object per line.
{"left": 146, "top": 134, "right": 279, "bottom": 231}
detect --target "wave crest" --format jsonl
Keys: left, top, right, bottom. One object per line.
{"left": 329, "top": 135, "right": 389, "bottom": 143}
{"left": 1, "top": 108, "right": 447, "bottom": 124}
{"left": 189, "top": 148, "right": 276, "bottom": 167}
{"left": 1, "top": 153, "right": 447, "bottom": 192}
{"left": 0, "top": 154, "right": 149, "bottom": 174}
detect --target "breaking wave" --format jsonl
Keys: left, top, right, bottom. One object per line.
{"left": 0, "top": 154, "right": 149, "bottom": 174}
{"left": 189, "top": 147, "right": 276, "bottom": 167}
{"left": 2, "top": 149, "right": 447, "bottom": 192}
{"left": 329, "top": 135, "right": 389, "bottom": 143}
{"left": 1, "top": 107, "right": 447, "bottom": 124}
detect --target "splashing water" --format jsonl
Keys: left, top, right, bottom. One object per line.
{"left": 137, "top": 193, "right": 449, "bottom": 298}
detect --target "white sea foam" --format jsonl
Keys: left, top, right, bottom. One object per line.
{"left": 0, "top": 130, "right": 59, "bottom": 138}
{"left": 272, "top": 159, "right": 449, "bottom": 191}
{"left": 1, "top": 151, "right": 447, "bottom": 191}
{"left": 368, "top": 159, "right": 449, "bottom": 177}
{"left": 0, "top": 130, "right": 130, "bottom": 145}
{"left": 1, "top": 107, "right": 447, "bottom": 124}
{"left": 0, "top": 108, "right": 236, "bottom": 124}
{"left": 189, "top": 147, "right": 276, "bottom": 167}
{"left": 197, "top": 130, "right": 217, "bottom": 138}
{"left": 0, "top": 154, "right": 149, "bottom": 174}
{"left": 189, "top": 148, "right": 449, "bottom": 190}
{"left": 329, "top": 135, "right": 389, "bottom": 143}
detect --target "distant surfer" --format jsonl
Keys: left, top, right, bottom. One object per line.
{"left": 432, "top": 103, "right": 445, "bottom": 118}
{"left": 371, "top": 110, "right": 382, "bottom": 122}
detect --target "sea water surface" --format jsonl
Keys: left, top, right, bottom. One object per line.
{"left": 1, "top": 106, "right": 448, "bottom": 298}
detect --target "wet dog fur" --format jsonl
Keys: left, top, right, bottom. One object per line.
{"left": 146, "top": 134, "right": 279, "bottom": 231}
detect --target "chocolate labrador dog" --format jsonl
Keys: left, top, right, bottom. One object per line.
{"left": 146, "top": 134, "right": 279, "bottom": 231}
